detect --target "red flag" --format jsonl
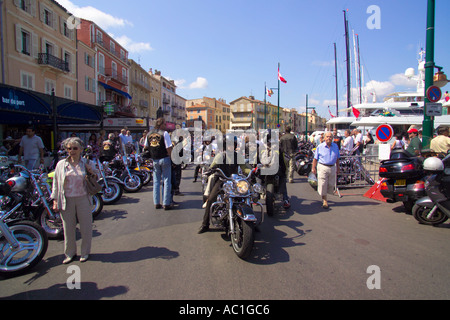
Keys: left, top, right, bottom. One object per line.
{"left": 267, "top": 88, "right": 274, "bottom": 97}
{"left": 328, "top": 106, "right": 336, "bottom": 118}
{"left": 278, "top": 68, "right": 287, "bottom": 84}
{"left": 352, "top": 106, "right": 360, "bottom": 118}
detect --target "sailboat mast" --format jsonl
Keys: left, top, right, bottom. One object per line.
{"left": 357, "top": 34, "right": 362, "bottom": 104}
{"left": 344, "top": 10, "right": 351, "bottom": 116}
{"left": 334, "top": 42, "right": 339, "bottom": 117}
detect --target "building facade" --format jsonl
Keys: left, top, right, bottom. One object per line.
{"left": 128, "top": 59, "right": 151, "bottom": 119}
{"left": 1, "top": 0, "right": 77, "bottom": 98}
{"left": 78, "top": 18, "right": 131, "bottom": 118}
{"left": 230, "top": 96, "right": 280, "bottom": 131}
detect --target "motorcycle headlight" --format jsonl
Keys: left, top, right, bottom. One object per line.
{"left": 252, "top": 183, "right": 263, "bottom": 194}
{"left": 223, "top": 181, "right": 234, "bottom": 193}
{"left": 236, "top": 180, "right": 250, "bottom": 194}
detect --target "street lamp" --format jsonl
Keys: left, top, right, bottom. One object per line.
{"left": 305, "top": 94, "right": 316, "bottom": 141}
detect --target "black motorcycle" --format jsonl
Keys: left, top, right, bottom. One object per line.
{"left": 412, "top": 154, "right": 450, "bottom": 225}
{"left": 379, "top": 149, "right": 427, "bottom": 213}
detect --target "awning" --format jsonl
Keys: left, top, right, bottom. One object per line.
{"left": 231, "top": 123, "right": 252, "bottom": 128}
{"left": 0, "top": 84, "right": 101, "bottom": 125}
{"left": 99, "top": 82, "right": 132, "bottom": 100}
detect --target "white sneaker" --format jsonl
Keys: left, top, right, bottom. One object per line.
{"left": 202, "top": 201, "right": 207, "bottom": 209}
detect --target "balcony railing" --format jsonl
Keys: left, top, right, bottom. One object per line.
{"left": 104, "top": 68, "right": 128, "bottom": 84}
{"left": 38, "top": 53, "right": 69, "bottom": 72}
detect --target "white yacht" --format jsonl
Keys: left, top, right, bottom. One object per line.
{"left": 327, "top": 50, "right": 450, "bottom": 133}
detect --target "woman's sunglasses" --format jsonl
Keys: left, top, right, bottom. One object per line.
{"left": 66, "top": 147, "right": 79, "bottom": 151}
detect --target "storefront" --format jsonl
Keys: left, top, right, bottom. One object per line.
{"left": 0, "top": 84, "right": 102, "bottom": 151}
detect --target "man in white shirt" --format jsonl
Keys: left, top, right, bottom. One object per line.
{"left": 342, "top": 129, "right": 354, "bottom": 153}
{"left": 18, "top": 126, "right": 45, "bottom": 170}
{"left": 353, "top": 129, "right": 364, "bottom": 155}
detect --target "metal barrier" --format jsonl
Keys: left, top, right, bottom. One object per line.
{"left": 335, "top": 148, "right": 380, "bottom": 195}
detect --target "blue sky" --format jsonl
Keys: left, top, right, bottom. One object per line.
{"left": 59, "top": 0, "right": 450, "bottom": 119}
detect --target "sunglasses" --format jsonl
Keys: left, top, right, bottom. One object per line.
{"left": 66, "top": 147, "right": 79, "bottom": 151}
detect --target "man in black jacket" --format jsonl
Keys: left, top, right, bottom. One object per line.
{"left": 280, "top": 126, "right": 298, "bottom": 183}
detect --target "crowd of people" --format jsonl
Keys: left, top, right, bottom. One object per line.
{"left": 2, "top": 121, "right": 450, "bottom": 264}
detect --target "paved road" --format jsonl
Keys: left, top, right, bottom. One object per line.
{"left": 1, "top": 167, "right": 449, "bottom": 300}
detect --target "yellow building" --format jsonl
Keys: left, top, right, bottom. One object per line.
{"left": 129, "top": 59, "right": 151, "bottom": 119}
{"left": 187, "top": 97, "right": 230, "bottom": 134}
{"left": 1, "top": 0, "right": 77, "bottom": 98}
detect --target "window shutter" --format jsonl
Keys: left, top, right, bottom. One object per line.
{"left": 15, "top": 24, "right": 22, "bottom": 53}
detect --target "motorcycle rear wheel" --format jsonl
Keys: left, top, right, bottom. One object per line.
{"left": 0, "top": 221, "right": 48, "bottom": 277}
{"left": 230, "top": 218, "right": 254, "bottom": 260}
{"left": 412, "top": 204, "right": 449, "bottom": 226}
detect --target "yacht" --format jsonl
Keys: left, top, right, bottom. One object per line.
{"left": 327, "top": 50, "right": 450, "bottom": 134}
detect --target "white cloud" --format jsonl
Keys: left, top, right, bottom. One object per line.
{"left": 114, "top": 35, "right": 153, "bottom": 54}
{"left": 189, "top": 77, "right": 209, "bottom": 89}
{"left": 389, "top": 73, "right": 417, "bottom": 88}
{"left": 57, "top": 0, "right": 132, "bottom": 30}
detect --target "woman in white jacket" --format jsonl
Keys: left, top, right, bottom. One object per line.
{"left": 51, "top": 137, "right": 98, "bottom": 264}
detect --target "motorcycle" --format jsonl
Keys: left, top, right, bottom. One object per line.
{"left": 209, "top": 168, "right": 264, "bottom": 260}
{"left": 379, "top": 149, "right": 426, "bottom": 213}
{"left": 412, "top": 154, "right": 450, "bottom": 225}
{"left": 95, "top": 159, "right": 124, "bottom": 205}
{"left": 295, "top": 142, "right": 315, "bottom": 176}
{"left": 104, "top": 154, "right": 143, "bottom": 193}
{"left": 3, "top": 164, "right": 64, "bottom": 239}
{"left": 0, "top": 181, "right": 48, "bottom": 277}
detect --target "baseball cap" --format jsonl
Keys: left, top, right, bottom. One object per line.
{"left": 408, "top": 128, "right": 419, "bottom": 134}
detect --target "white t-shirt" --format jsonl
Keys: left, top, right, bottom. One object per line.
{"left": 20, "top": 135, "right": 44, "bottom": 160}
{"left": 343, "top": 136, "right": 354, "bottom": 152}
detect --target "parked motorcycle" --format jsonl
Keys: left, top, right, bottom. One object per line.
{"left": 412, "top": 154, "right": 450, "bottom": 225}
{"left": 95, "top": 159, "right": 124, "bottom": 205}
{"left": 3, "top": 165, "right": 63, "bottom": 239}
{"left": 104, "top": 154, "right": 143, "bottom": 193}
{"left": 379, "top": 149, "right": 426, "bottom": 213}
{"left": 209, "top": 168, "right": 263, "bottom": 260}
{"left": 0, "top": 181, "right": 48, "bottom": 277}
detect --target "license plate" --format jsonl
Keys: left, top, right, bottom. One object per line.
{"left": 394, "top": 179, "right": 406, "bottom": 186}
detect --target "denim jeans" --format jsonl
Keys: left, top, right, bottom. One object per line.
{"left": 152, "top": 157, "right": 172, "bottom": 206}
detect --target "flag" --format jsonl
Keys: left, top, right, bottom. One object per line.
{"left": 267, "top": 88, "right": 274, "bottom": 97}
{"left": 352, "top": 106, "right": 360, "bottom": 118}
{"left": 278, "top": 67, "right": 287, "bottom": 84}
{"left": 328, "top": 106, "right": 336, "bottom": 118}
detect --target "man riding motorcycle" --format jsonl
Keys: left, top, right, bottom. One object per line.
{"left": 198, "top": 136, "right": 251, "bottom": 234}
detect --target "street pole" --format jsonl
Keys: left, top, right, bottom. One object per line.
{"left": 277, "top": 62, "right": 280, "bottom": 127}
{"left": 264, "top": 82, "right": 267, "bottom": 129}
{"left": 423, "top": 0, "right": 435, "bottom": 149}
{"left": 305, "top": 94, "right": 308, "bottom": 141}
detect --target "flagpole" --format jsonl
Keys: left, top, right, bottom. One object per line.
{"left": 277, "top": 62, "right": 280, "bottom": 127}
{"left": 264, "top": 82, "right": 267, "bottom": 129}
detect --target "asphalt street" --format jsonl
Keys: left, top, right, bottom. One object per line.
{"left": 1, "top": 167, "right": 449, "bottom": 301}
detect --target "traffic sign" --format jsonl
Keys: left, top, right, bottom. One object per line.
{"left": 376, "top": 124, "right": 394, "bottom": 142}
{"left": 426, "top": 86, "right": 442, "bottom": 103}
{"left": 425, "top": 103, "right": 443, "bottom": 117}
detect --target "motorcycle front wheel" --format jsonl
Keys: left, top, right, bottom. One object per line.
{"left": 412, "top": 204, "right": 449, "bottom": 226}
{"left": 0, "top": 221, "right": 48, "bottom": 277}
{"left": 37, "top": 207, "right": 64, "bottom": 240}
{"left": 92, "top": 194, "right": 104, "bottom": 220}
{"left": 122, "top": 173, "right": 143, "bottom": 193}
{"left": 101, "top": 180, "right": 123, "bottom": 205}
{"left": 230, "top": 217, "right": 254, "bottom": 260}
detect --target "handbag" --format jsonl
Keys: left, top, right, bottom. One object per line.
{"left": 84, "top": 162, "right": 102, "bottom": 195}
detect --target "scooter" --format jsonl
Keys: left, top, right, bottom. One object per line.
{"left": 412, "top": 154, "right": 450, "bottom": 226}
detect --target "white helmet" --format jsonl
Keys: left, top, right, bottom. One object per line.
{"left": 423, "top": 157, "right": 444, "bottom": 172}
